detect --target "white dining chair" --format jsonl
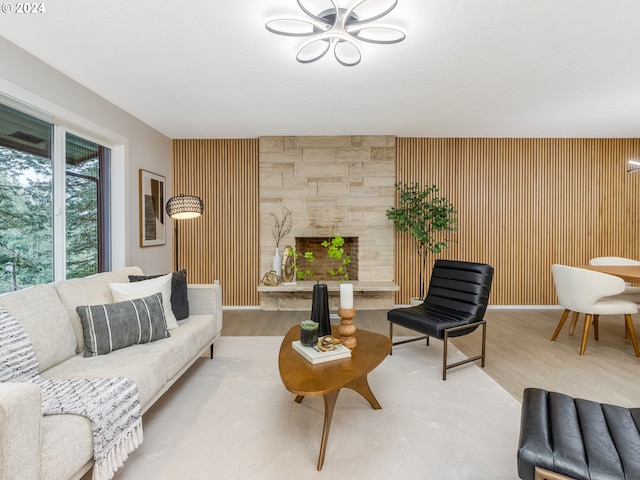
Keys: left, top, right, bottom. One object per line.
{"left": 588, "top": 257, "right": 640, "bottom": 340}
{"left": 589, "top": 256, "right": 640, "bottom": 266}
{"left": 589, "top": 256, "right": 640, "bottom": 300}
{"left": 551, "top": 264, "right": 640, "bottom": 356}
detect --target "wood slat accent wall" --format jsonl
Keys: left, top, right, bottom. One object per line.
{"left": 172, "top": 139, "right": 259, "bottom": 306}
{"left": 395, "top": 138, "right": 640, "bottom": 305}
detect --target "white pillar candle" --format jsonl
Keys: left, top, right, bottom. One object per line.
{"left": 340, "top": 283, "right": 354, "bottom": 309}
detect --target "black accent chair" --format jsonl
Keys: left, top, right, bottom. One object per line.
{"left": 387, "top": 259, "right": 494, "bottom": 380}
{"left": 518, "top": 387, "right": 640, "bottom": 480}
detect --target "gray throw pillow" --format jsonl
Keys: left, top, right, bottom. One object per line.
{"left": 76, "top": 293, "right": 170, "bottom": 357}
{"left": 129, "top": 269, "right": 189, "bottom": 320}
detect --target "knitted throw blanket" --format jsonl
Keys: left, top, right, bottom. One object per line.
{"left": 0, "top": 308, "right": 143, "bottom": 480}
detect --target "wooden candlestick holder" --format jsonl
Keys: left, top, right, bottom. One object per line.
{"left": 338, "top": 307, "right": 357, "bottom": 349}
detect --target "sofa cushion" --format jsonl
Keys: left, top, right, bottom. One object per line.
{"left": 110, "top": 273, "right": 178, "bottom": 330}
{"left": 0, "top": 284, "right": 76, "bottom": 372}
{"left": 137, "top": 314, "right": 217, "bottom": 379}
{"left": 41, "top": 345, "right": 169, "bottom": 410}
{"left": 55, "top": 267, "right": 144, "bottom": 354}
{"left": 129, "top": 269, "right": 189, "bottom": 320}
{"left": 76, "top": 293, "right": 169, "bottom": 357}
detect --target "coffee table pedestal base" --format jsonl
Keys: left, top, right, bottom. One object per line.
{"left": 294, "top": 374, "right": 381, "bottom": 470}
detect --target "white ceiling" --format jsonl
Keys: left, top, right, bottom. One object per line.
{"left": 1, "top": 0, "right": 639, "bottom": 139}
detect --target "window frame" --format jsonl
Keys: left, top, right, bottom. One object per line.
{"left": 0, "top": 85, "right": 128, "bottom": 281}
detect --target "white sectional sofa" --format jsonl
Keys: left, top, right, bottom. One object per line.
{"left": 0, "top": 267, "right": 222, "bottom": 480}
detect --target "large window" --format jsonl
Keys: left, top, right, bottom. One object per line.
{"left": 0, "top": 102, "right": 111, "bottom": 292}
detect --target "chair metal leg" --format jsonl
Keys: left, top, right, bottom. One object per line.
{"left": 551, "top": 309, "right": 570, "bottom": 341}
{"left": 443, "top": 332, "right": 448, "bottom": 381}
{"left": 593, "top": 315, "right": 599, "bottom": 341}
{"left": 481, "top": 320, "right": 487, "bottom": 368}
{"left": 390, "top": 320, "right": 485, "bottom": 380}
{"left": 390, "top": 320, "right": 430, "bottom": 349}
{"left": 442, "top": 321, "right": 486, "bottom": 381}
{"left": 580, "top": 314, "right": 592, "bottom": 355}
{"left": 392, "top": 335, "right": 430, "bottom": 348}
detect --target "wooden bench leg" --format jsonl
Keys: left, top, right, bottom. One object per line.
{"left": 535, "top": 466, "right": 574, "bottom": 480}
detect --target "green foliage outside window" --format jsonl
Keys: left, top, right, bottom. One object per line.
{"left": 0, "top": 146, "right": 54, "bottom": 292}
{"left": 0, "top": 146, "right": 102, "bottom": 293}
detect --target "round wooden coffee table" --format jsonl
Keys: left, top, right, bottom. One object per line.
{"left": 278, "top": 325, "right": 391, "bottom": 470}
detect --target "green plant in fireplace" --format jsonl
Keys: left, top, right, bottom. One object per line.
{"left": 321, "top": 234, "right": 351, "bottom": 280}
{"left": 287, "top": 234, "right": 351, "bottom": 282}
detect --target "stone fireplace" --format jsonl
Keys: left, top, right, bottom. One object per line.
{"left": 258, "top": 135, "right": 397, "bottom": 310}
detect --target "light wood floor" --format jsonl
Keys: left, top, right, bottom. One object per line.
{"left": 221, "top": 308, "right": 640, "bottom": 407}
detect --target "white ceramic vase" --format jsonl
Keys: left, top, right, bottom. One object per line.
{"left": 272, "top": 247, "right": 282, "bottom": 277}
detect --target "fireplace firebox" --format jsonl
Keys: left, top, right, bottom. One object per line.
{"left": 294, "top": 236, "right": 358, "bottom": 282}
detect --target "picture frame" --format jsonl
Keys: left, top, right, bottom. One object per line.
{"left": 139, "top": 169, "right": 166, "bottom": 247}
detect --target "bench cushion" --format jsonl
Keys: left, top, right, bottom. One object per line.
{"left": 518, "top": 387, "right": 640, "bottom": 480}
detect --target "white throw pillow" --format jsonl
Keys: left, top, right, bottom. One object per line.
{"left": 109, "top": 273, "right": 178, "bottom": 330}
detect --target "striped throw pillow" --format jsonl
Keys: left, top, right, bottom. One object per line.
{"left": 76, "top": 293, "right": 170, "bottom": 357}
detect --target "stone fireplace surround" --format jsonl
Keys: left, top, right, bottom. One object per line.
{"left": 258, "top": 136, "right": 398, "bottom": 310}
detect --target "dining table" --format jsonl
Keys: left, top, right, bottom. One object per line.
{"left": 578, "top": 265, "right": 640, "bottom": 284}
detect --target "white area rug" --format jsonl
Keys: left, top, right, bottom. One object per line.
{"left": 114, "top": 336, "right": 521, "bottom": 480}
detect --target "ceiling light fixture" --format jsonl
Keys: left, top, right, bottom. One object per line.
{"left": 266, "top": 0, "right": 406, "bottom": 67}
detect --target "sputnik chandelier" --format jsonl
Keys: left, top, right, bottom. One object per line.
{"left": 266, "top": 0, "right": 406, "bottom": 66}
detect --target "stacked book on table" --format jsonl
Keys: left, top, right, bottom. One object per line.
{"left": 292, "top": 340, "right": 351, "bottom": 364}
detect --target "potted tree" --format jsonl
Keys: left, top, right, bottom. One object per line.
{"left": 386, "top": 182, "right": 458, "bottom": 305}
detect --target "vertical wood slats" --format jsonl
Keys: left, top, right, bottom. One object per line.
{"left": 173, "top": 137, "right": 640, "bottom": 306}
{"left": 395, "top": 138, "right": 640, "bottom": 305}
{"left": 172, "top": 139, "right": 259, "bottom": 306}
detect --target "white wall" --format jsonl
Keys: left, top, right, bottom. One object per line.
{"left": 0, "top": 37, "right": 173, "bottom": 275}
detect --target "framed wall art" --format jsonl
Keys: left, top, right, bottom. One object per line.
{"left": 139, "top": 169, "right": 166, "bottom": 247}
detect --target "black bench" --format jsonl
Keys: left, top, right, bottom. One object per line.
{"left": 518, "top": 387, "right": 640, "bottom": 480}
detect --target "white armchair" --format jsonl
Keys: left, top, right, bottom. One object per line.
{"left": 551, "top": 264, "right": 640, "bottom": 356}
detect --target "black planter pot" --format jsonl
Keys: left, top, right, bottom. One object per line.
{"left": 310, "top": 283, "right": 331, "bottom": 337}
